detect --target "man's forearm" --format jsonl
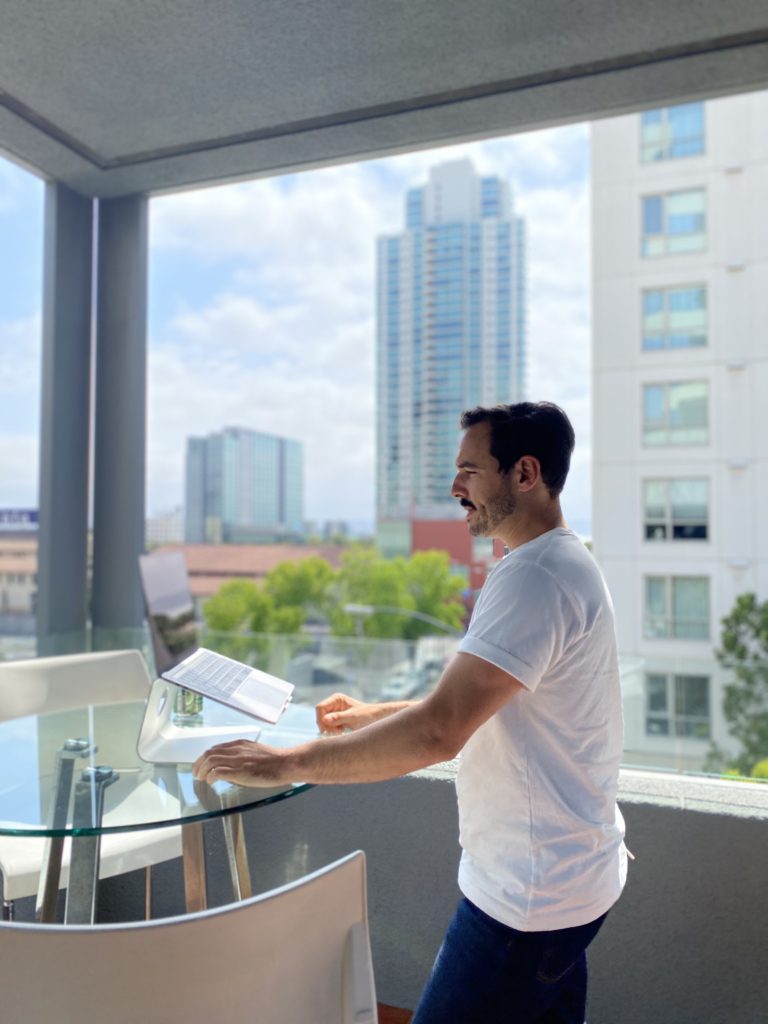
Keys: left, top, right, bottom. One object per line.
{"left": 287, "top": 701, "right": 453, "bottom": 783}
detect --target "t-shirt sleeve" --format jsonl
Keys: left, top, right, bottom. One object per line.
{"left": 458, "top": 560, "right": 578, "bottom": 692}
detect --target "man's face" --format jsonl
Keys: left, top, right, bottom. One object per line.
{"left": 451, "top": 423, "right": 517, "bottom": 538}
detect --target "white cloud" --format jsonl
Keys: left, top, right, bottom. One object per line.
{"left": 145, "top": 126, "right": 592, "bottom": 530}
{"left": 146, "top": 340, "right": 375, "bottom": 523}
{"left": 0, "top": 435, "right": 38, "bottom": 506}
{"left": 0, "top": 314, "right": 41, "bottom": 397}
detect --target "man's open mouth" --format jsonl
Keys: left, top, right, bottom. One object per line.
{"left": 460, "top": 499, "right": 476, "bottom": 511}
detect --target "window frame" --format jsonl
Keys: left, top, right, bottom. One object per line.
{"left": 642, "top": 380, "right": 709, "bottom": 447}
{"left": 641, "top": 282, "right": 708, "bottom": 351}
{"left": 640, "top": 103, "right": 706, "bottom": 163}
{"left": 643, "top": 477, "right": 710, "bottom": 542}
{"left": 645, "top": 671, "right": 711, "bottom": 739}
{"left": 641, "top": 188, "right": 707, "bottom": 258}
{"left": 644, "top": 575, "right": 711, "bottom": 640}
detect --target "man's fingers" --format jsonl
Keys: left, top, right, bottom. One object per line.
{"left": 192, "top": 740, "right": 250, "bottom": 779}
{"left": 318, "top": 711, "right": 348, "bottom": 735}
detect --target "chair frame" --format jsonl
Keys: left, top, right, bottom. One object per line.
{"left": 0, "top": 850, "right": 377, "bottom": 1024}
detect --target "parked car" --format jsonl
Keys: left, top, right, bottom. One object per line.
{"left": 381, "top": 669, "right": 420, "bottom": 701}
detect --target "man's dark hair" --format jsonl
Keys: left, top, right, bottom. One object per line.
{"left": 460, "top": 402, "right": 575, "bottom": 497}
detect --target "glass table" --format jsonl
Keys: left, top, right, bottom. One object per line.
{"left": 0, "top": 687, "right": 317, "bottom": 924}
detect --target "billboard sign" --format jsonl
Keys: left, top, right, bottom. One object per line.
{"left": 0, "top": 509, "right": 38, "bottom": 531}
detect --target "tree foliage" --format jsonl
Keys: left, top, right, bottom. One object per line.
{"left": 402, "top": 550, "right": 465, "bottom": 639}
{"left": 263, "top": 556, "right": 336, "bottom": 620}
{"left": 201, "top": 546, "right": 467, "bottom": 646}
{"left": 329, "top": 546, "right": 465, "bottom": 640}
{"left": 715, "top": 592, "right": 768, "bottom": 776}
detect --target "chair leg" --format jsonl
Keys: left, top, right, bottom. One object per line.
{"left": 144, "top": 866, "right": 152, "bottom": 920}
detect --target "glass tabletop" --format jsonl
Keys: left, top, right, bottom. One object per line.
{"left": 0, "top": 689, "right": 317, "bottom": 837}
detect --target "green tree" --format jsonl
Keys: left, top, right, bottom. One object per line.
{"left": 329, "top": 545, "right": 465, "bottom": 640}
{"left": 264, "top": 556, "right": 336, "bottom": 619}
{"left": 330, "top": 546, "right": 415, "bottom": 638}
{"left": 201, "top": 578, "right": 304, "bottom": 665}
{"left": 203, "top": 579, "right": 264, "bottom": 632}
{"left": 715, "top": 592, "right": 768, "bottom": 776}
{"left": 401, "top": 550, "right": 465, "bottom": 640}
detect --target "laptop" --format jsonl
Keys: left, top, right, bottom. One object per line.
{"left": 160, "top": 647, "right": 295, "bottom": 723}
{"left": 137, "top": 647, "right": 297, "bottom": 765}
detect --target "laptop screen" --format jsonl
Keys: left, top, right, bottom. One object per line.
{"left": 138, "top": 551, "right": 198, "bottom": 674}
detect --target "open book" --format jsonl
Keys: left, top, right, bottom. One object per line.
{"left": 161, "top": 647, "right": 294, "bottom": 724}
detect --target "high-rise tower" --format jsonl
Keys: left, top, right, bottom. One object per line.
{"left": 184, "top": 427, "right": 303, "bottom": 543}
{"left": 376, "top": 159, "right": 527, "bottom": 567}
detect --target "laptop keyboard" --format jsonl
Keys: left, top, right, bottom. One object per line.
{"left": 171, "top": 649, "right": 252, "bottom": 699}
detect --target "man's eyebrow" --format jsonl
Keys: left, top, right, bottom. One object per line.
{"left": 455, "top": 459, "right": 480, "bottom": 469}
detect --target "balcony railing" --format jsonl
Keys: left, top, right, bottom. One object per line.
{"left": 2, "top": 623, "right": 767, "bottom": 1022}
{"left": 3, "top": 625, "right": 766, "bottom": 780}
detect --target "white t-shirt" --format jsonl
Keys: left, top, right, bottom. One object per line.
{"left": 456, "top": 527, "right": 627, "bottom": 931}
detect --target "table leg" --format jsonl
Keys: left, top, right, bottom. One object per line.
{"left": 222, "top": 812, "right": 252, "bottom": 902}
{"left": 64, "top": 766, "right": 119, "bottom": 925}
{"left": 36, "top": 738, "right": 92, "bottom": 922}
{"left": 182, "top": 821, "right": 207, "bottom": 912}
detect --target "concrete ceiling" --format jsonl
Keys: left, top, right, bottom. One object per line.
{"left": 1, "top": 0, "right": 768, "bottom": 198}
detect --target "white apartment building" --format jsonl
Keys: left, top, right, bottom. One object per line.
{"left": 592, "top": 92, "right": 768, "bottom": 771}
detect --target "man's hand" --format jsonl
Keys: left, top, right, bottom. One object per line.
{"left": 192, "top": 739, "right": 290, "bottom": 787}
{"left": 316, "top": 692, "right": 398, "bottom": 734}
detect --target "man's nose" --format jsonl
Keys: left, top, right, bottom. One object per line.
{"left": 451, "top": 474, "right": 465, "bottom": 497}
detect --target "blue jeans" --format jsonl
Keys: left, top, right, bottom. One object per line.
{"left": 411, "top": 898, "right": 607, "bottom": 1024}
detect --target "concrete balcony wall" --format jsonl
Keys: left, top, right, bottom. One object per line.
{"left": 93, "top": 769, "right": 767, "bottom": 1024}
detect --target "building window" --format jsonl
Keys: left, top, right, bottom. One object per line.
{"left": 644, "top": 479, "right": 709, "bottom": 541}
{"left": 642, "top": 284, "right": 707, "bottom": 350}
{"left": 642, "top": 189, "right": 706, "bottom": 257}
{"left": 645, "top": 576, "right": 710, "bottom": 639}
{"left": 643, "top": 381, "right": 708, "bottom": 445}
{"left": 640, "top": 103, "right": 705, "bottom": 162}
{"left": 646, "top": 672, "right": 710, "bottom": 738}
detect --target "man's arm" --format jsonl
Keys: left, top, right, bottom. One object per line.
{"left": 315, "top": 692, "right": 418, "bottom": 734}
{"left": 192, "top": 652, "right": 525, "bottom": 787}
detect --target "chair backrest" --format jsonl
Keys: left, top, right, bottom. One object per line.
{"left": 0, "top": 850, "right": 377, "bottom": 1024}
{"left": 0, "top": 649, "right": 153, "bottom": 721}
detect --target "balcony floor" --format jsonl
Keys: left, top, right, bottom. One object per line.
{"left": 379, "top": 1006, "right": 413, "bottom": 1024}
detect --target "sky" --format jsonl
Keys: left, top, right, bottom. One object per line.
{"left": 0, "top": 123, "right": 592, "bottom": 536}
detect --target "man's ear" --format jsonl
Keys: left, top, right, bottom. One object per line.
{"left": 516, "top": 455, "right": 541, "bottom": 491}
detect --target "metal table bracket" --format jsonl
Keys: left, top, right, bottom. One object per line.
{"left": 35, "top": 738, "right": 92, "bottom": 922}
{"left": 64, "top": 765, "right": 120, "bottom": 924}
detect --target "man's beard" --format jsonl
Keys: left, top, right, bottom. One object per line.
{"left": 467, "top": 488, "right": 517, "bottom": 537}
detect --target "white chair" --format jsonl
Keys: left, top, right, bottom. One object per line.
{"left": 0, "top": 849, "right": 377, "bottom": 1024}
{"left": 0, "top": 650, "right": 182, "bottom": 919}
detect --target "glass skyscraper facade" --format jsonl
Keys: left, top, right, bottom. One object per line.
{"left": 376, "top": 159, "right": 526, "bottom": 550}
{"left": 185, "top": 427, "right": 303, "bottom": 543}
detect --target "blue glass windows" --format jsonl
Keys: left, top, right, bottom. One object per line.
{"left": 642, "top": 189, "right": 706, "bottom": 257}
{"left": 644, "top": 479, "right": 709, "bottom": 541}
{"left": 640, "top": 103, "right": 705, "bottom": 162}
{"left": 644, "top": 576, "right": 710, "bottom": 640}
{"left": 643, "top": 381, "right": 708, "bottom": 446}
{"left": 646, "top": 673, "right": 710, "bottom": 737}
{"left": 642, "top": 284, "right": 707, "bottom": 350}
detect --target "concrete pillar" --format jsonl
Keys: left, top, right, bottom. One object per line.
{"left": 36, "top": 183, "right": 93, "bottom": 651}
{"left": 91, "top": 195, "right": 148, "bottom": 635}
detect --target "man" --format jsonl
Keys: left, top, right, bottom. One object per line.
{"left": 193, "top": 401, "right": 627, "bottom": 1024}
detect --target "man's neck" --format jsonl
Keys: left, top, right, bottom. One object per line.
{"left": 494, "top": 504, "right": 566, "bottom": 551}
